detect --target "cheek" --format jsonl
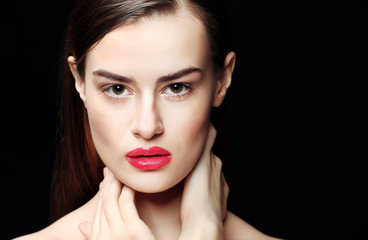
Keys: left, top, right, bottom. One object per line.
{"left": 87, "top": 107, "right": 116, "bottom": 159}
{"left": 85, "top": 96, "right": 129, "bottom": 163}
{"left": 178, "top": 106, "right": 209, "bottom": 147}
{"left": 164, "top": 96, "right": 212, "bottom": 174}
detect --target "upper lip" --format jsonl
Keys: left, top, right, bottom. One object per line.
{"left": 125, "top": 146, "right": 171, "bottom": 157}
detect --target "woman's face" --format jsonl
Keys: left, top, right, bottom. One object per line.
{"left": 72, "top": 14, "right": 232, "bottom": 193}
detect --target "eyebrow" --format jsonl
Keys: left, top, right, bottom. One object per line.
{"left": 92, "top": 67, "right": 202, "bottom": 84}
{"left": 157, "top": 67, "right": 202, "bottom": 83}
{"left": 93, "top": 70, "right": 134, "bottom": 83}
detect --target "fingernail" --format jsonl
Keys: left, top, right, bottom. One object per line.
{"left": 106, "top": 167, "right": 112, "bottom": 176}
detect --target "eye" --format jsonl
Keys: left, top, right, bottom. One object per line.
{"left": 169, "top": 84, "right": 184, "bottom": 94}
{"left": 102, "top": 84, "right": 131, "bottom": 98}
{"left": 163, "top": 83, "right": 191, "bottom": 97}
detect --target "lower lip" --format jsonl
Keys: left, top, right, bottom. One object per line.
{"left": 125, "top": 147, "right": 172, "bottom": 170}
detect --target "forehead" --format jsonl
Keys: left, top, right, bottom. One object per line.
{"left": 86, "top": 14, "right": 211, "bottom": 77}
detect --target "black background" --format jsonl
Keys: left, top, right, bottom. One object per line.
{"left": 2, "top": 0, "right": 367, "bottom": 239}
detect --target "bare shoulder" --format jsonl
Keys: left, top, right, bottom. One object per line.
{"left": 224, "top": 211, "right": 282, "bottom": 240}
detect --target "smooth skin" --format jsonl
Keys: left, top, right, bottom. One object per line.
{"left": 15, "top": 12, "right": 280, "bottom": 240}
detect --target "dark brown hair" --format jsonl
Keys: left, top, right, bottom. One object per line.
{"left": 51, "top": 0, "right": 232, "bottom": 222}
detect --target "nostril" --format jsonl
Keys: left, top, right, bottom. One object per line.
{"left": 132, "top": 124, "right": 164, "bottom": 139}
{"left": 130, "top": 115, "right": 164, "bottom": 139}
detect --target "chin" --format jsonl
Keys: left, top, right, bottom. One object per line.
{"left": 121, "top": 174, "right": 183, "bottom": 194}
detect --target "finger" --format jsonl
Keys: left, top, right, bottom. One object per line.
{"left": 211, "top": 154, "right": 223, "bottom": 173}
{"left": 222, "top": 175, "right": 230, "bottom": 200}
{"left": 91, "top": 189, "right": 103, "bottom": 239}
{"left": 119, "top": 185, "right": 141, "bottom": 224}
{"left": 221, "top": 173, "right": 229, "bottom": 220}
{"left": 205, "top": 123, "right": 217, "bottom": 153}
{"left": 91, "top": 175, "right": 109, "bottom": 238}
{"left": 97, "top": 175, "right": 110, "bottom": 237}
{"left": 194, "top": 125, "right": 217, "bottom": 170}
{"left": 78, "top": 221, "right": 92, "bottom": 240}
{"left": 98, "top": 206, "right": 109, "bottom": 237}
{"left": 103, "top": 167, "right": 108, "bottom": 178}
{"left": 102, "top": 173, "right": 124, "bottom": 227}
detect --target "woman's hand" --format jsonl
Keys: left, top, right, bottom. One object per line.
{"left": 78, "top": 168, "right": 156, "bottom": 240}
{"left": 179, "top": 125, "right": 229, "bottom": 240}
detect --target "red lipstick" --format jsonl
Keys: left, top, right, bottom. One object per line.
{"left": 125, "top": 146, "right": 172, "bottom": 170}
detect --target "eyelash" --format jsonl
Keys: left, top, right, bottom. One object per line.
{"left": 101, "top": 83, "right": 193, "bottom": 100}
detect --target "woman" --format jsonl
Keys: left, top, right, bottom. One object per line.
{"left": 15, "top": 0, "right": 280, "bottom": 239}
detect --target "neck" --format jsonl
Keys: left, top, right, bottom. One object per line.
{"left": 135, "top": 181, "right": 184, "bottom": 239}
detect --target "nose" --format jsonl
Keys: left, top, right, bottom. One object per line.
{"left": 130, "top": 96, "right": 163, "bottom": 139}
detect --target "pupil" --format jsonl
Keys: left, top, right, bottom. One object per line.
{"left": 113, "top": 85, "right": 124, "bottom": 94}
{"left": 170, "top": 84, "right": 183, "bottom": 93}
